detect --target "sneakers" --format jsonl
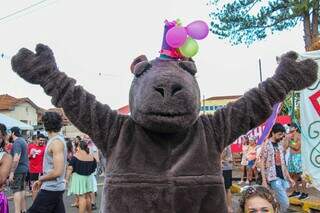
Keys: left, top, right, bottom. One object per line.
{"left": 288, "top": 191, "right": 301, "bottom": 198}
{"left": 91, "top": 203, "right": 97, "bottom": 210}
{"left": 298, "top": 193, "right": 309, "bottom": 200}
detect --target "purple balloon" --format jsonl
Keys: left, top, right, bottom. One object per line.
{"left": 166, "top": 26, "right": 188, "bottom": 48}
{"left": 186, "top": 20, "right": 209, "bottom": 40}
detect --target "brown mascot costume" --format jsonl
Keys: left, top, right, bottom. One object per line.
{"left": 11, "top": 19, "right": 318, "bottom": 213}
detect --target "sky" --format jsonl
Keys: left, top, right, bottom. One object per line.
{"left": 0, "top": 0, "right": 306, "bottom": 110}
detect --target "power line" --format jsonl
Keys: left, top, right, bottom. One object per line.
{"left": 0, "top": 0, "right": 50, "bottom": 23}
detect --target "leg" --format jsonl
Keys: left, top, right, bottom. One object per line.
{"left": 53, "top": 191, "right": 65, "bottom": 213}
{"left": 13, "top": 192, "right": 22, "bottom": 213}
{"left": 85, "top": 193, "right": 92, "bottom": 213}
{"left": 27, "top": 190, "right": 57, "bottom": 213}
{"left": 21, "top": 190, "right": 27, "bottom": 212}
{"left": 270, "top": 179, "right": 289, "bottom": 212}
{"left": 78, "top": 195, "right": 86, "bottom": 213}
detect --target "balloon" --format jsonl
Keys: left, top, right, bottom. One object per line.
{"left": 186, "top": 20, "right": 209, "bottom": 40}
{"left": 166, "top": 26, "right": 188, "bottom": 48}
{"left": 179, "top": 37, "right": 199, "bottom": 57}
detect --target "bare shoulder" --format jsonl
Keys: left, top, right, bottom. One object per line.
{"left": 49, "top": 139, "right": 65, "bottom": 153}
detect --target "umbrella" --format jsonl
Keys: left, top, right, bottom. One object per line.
{"left": 0, "top": 113, "right": 34, "bottom": 130}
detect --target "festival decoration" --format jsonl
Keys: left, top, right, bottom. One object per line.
{"left": 160, "top": 19, "right": 209, "bottom": 59}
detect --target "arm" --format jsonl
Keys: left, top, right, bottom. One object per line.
{"left": 39, "top": 140, "right": 65, "bottom": 182}
{"left": 11, "top": 44, "right": 128, "bottom": 152}
{"left": 205, "top": 52, "right": 318, "bottom": 151}
{"left": 0, "top": 154, "right": 12, "bottom": 186}
{"left": 65, "top": 165, "right": 73, "bottom": 184}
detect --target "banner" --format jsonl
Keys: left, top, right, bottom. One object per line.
{"left": 300, "top": 51, "right": 320, "bottom": 190}
{"left": 231, "top": 115, "right": 291, "bottom": 153}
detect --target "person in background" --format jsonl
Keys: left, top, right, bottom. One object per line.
{"left": 66, "top": 141, "right": 97, "bottom": 213}
{"left": 9, "top": 127, "right": 29, "bottom": 213}
{"left": 66, "top": 138, "right": 74, "bottom": 163}
{"left": 83, "top": 135, "right": 99, "bottom": 210}
{"left": 28, "top": 134, "right": 46, "bottom": 199}
{"left": 261, "top": 123, "right": 295, "bottom": 212}
{"left": 246, "top": 136, "right": 257, "bottom": 185}
{"left": 221, "top": 145, "right": 233, "bottom": 213}
{"left": 0, "top": 123, "right": 13, "bottom": 213}
{"left": 28, "top": 112, "right": 67, "bottom": 213}
{"left": 239, "top": 136, "right": 249, "bottom": 185}
{"left": 287, "top": 123, "right": 309, "bottom": 200}
{"left": 239, "top": 185, "right": 280, "bottom": 213}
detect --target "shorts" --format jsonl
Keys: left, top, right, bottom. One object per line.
{"left": 10, "top": 173, "right": 27, "bottom": 193}
{"left": 288, "top": 153, "right": 302, "bottom": 174}
{"left": 29, "top": 173, "right": 41, "bottom": 181}
{"left": 223, "top": 170, "right": 232, "bottom": 190}
{"left": 247, "top": 160, "right": 255, "bottom": 169}
{"left": 27, "top": 190, "right": 65, "bottom": 213}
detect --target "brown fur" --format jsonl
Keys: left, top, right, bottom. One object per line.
{"left": 11, "top": 44, "right": 318, "bottom": 213}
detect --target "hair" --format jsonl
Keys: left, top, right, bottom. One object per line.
{"left": 10, "top": 127, "right": 21, "bottom": 137}
{"left": 239, "top": 185, "right": 279, "bottom": 213}
{"left": 66, "top": 139, "right": 74, "bottom": 154}
{"left": 37, "top": 134, "right": 46, "bottom": 140}
{"left": 291, "top": 123, "right": 301, "bottom": 133}
{"left": 0, "top": 123, "right": 7, "bottom": 150}
{"left": 76, "top": 136, "right": 81, "bottom": 141}
{"left": 42, "top": 112, "right": 63, "bottom": 133}
{"left": 270, "top": 123, "right": 285, "bottom": 137}
{"left": 79, "top": 140, "right": 90, "bottom": 154}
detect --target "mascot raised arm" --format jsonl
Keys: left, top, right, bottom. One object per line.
{"left": 11, "top": 20, "right": 318, "bottom": 213}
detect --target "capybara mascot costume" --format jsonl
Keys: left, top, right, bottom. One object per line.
{"left": 11, "top": 19, "right": 318, "bottom": 213}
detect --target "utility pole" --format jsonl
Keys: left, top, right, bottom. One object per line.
{"left": 202, "top": 95, "right": 206, "bottom": 114}
{"left": 259, "top": 59, "right": 262, "bottom": 82}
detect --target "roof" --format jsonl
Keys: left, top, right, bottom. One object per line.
{"left": 0, "top": 94, "right": 43, "bottom": 111}
{"left": 205, "top": 95, "right": 242, "bottom": 101}
{"left": 117, "top": 105, "right": 130, "bottom": 115}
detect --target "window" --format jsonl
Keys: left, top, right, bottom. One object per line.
{"left": 20, "top": 120, "right": 28, "bottom": 124}
{"left": 209, "top": 106, "right": 214, "bottom": 110}
{"left": 205, "top": 106, "right": 209, "bottom": 111}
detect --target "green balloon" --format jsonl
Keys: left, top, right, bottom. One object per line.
{"left": 179, "top": 37, "right": 199, "bottom": 57}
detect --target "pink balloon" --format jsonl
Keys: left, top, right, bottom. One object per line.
{"left": 186, "top": 20, "right": 209, "bottom": 40}
{"left": 166, "top": 26, "right": 188, "bottom": 48}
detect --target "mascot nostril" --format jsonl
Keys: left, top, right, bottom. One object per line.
{"left": 171, "top": 84, "right": 183, "bottom": 96}
{"left": 154, "top": 86, "right": 165, "bottom": 97}
{"left": 11, "top": 19, "right": 318, "bottom": 213}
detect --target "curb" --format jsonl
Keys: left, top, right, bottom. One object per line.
{"left": 289, "top": 197, "right": 320, "bottom": 212}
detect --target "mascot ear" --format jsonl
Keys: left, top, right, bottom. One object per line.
{"left": 130, "top": 55, "right": 150, "bottom": 77}
{"left": 178, "top": 60, "right": 197, "bottom": 75}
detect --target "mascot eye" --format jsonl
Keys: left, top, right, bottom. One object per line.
{"left": 178, "top": 61, "right": 197, "bottom": 76}
{"left": 133, "top": 61, "right": 152, "bottom": 77}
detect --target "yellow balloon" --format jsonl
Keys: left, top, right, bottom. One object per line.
{"left": 179, "top": 37, "right": 199, "bottom": 57}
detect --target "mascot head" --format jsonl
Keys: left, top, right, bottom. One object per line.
{"left": 129, "top": 19, "right": 208, "bottom": 133}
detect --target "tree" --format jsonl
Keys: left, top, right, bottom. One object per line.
{"left": 209, "top": 0, "right": 319, "bottom": 51}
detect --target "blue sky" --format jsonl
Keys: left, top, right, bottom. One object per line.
{"left": 0, "top": 0, "right": 305, "bottom": 109}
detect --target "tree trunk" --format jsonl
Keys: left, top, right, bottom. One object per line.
{"left": 303, "top": 12, "right": 313, "bottom": 51}
{"left": 312, "top": 0, "right": 319, "bottom": 37}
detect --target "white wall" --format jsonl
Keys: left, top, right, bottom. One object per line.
{"left": 2, "top": 102, "right": 38, "bottom": 126}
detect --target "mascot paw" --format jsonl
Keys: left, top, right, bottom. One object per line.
{"left": 275, "top": 51, "right": 318, "bottom": 91}
{"left": 11, "top": 44, "right": 57, "bottom": 85}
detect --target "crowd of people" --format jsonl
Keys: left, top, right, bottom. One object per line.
{"left": 222, "top": 122, "right": 308, "bottom": 213}
{"left": 0, "top": 112, "right": 311, "bottom": 213}
{"left": 0, "top": 111, "right": 101, "bottom": 213}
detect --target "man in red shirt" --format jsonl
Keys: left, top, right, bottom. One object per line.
{"left": 28, "top": 134, "right": 46, "bottom": 183}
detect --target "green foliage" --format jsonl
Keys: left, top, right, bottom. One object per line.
{"left": 209, "top": 0, "right": 311, "bottom": 45}
{"left": 280, "top": 91, "right": 300, "bottom": 120}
